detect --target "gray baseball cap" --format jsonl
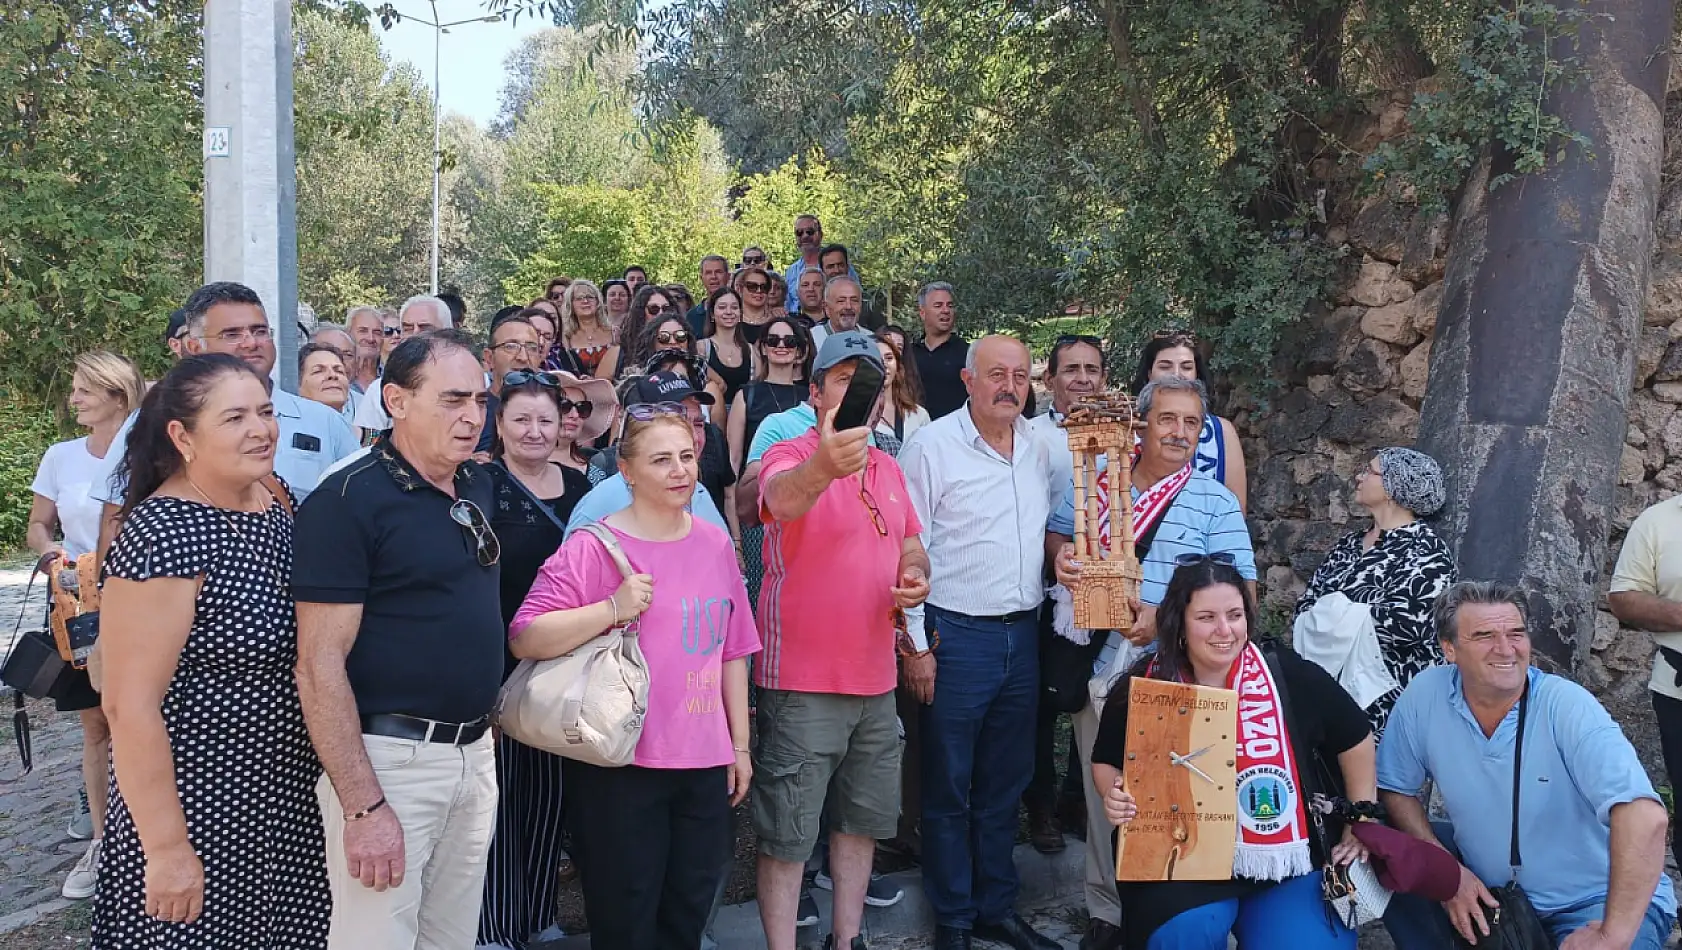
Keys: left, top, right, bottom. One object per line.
{"left": 814, "top": 330, "right": 885, "bottom": 373}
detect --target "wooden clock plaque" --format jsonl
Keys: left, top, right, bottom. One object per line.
{"left": 1114, "top": 678, "right": 1240, "bottom": 882}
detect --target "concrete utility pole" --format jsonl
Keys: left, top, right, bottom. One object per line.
{"left": 203, "top": 0, "right": 301, "bottom": 393}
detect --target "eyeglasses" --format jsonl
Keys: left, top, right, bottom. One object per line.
{"left": 381, "top": 326, "right": 401, "bottom": 337}
{"left": 795, "top": 227, "right": 819, "bottom": 237}
{"left": 655, "top": 329, "right": 690, "bottom": 345}
{"left": 492, "top": 341, "right": 546, "bottom": 357}
{"left": 503, "top": 370, "right": 561, "bottom": 389}
{"left": 211, "top": 325, "right": 272, "bottom": 345}
{"left": 557, "top": 398, "right": 593, "bottom": 417}
{"left": 860, "top": 464, "right": 887, "bottom": 537}
{"left": 625, "top": 401, "right": 689, "bottom": 422}
{"left": 742, "top": 281, "right": 770, "bottom": 294}
{"left": 646, "top": 303, "right": 677, "bottom": 316}
{"left": 1173, "top": 552, "right": 1237, "bottom": 567}
{"left": 762, "top": 333, "right": 801, "bottom": 349}
{"left": 743, "top": 255, "right": 767, "bottom": 266}
{"left": 449, "top": 500, "right": 501, "bottom": 567}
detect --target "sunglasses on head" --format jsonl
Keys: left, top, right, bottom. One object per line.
{"left": 762, "top": 333, "right": 801, "bottom": 349}
{"left": 625, "top": 401, "right": 689, "bottom": 422}
{"left": 742, "top": 281, "right": 770, "bottom": 293}
{"left": 1056, "top": 333, "right": 1104, "bottom": 348}
{"left": 449, "top": 500, "right": 501, "bottom": 567}
{"left": 655, "top": 329, "right": 690, "bottom": 345}
{"left": 1173, "top": 552, "right": 1237, "bottom": 567}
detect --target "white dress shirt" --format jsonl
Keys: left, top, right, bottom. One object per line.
{"left": 898, "top": 406, "right": 1056, "bottom": 615}
{"left": 1028, "top": 409, "right": 1074, "bottom": 498}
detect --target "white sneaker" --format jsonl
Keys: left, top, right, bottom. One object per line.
{"left": 62, "top": 839, "right": 102, "bottom": 899}
{"left": 66, "top": 789, "right": 92, "bottom": 841}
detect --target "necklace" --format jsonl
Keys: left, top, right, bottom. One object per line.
{"left": 186, "top": 475, "right": 284, "bottom": 591}
{"left": 765, "top": 380, "right": 801, "bottom": 414}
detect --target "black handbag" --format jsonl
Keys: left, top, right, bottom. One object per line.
{"left": 1456, "top": 681, "right": 1553, "bottom": 950}
{"left": 1, "top": 568, "right": 60, "bottom": 780}
{"left": 1040, "top": 501, "right": 1172, "bottom": 713}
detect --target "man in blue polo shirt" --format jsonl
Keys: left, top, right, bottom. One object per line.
{"left": 1380, "top": 581, "right": 1675, "bottom": 950}
{"left": 1044, "top": 376, "right": 1254, "bottom": 950}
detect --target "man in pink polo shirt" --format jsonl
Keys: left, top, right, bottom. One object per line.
{"left": 754, "top": 330, "right": 932, "bottom": 950}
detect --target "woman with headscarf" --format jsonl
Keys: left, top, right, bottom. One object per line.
{"left": 1293, "top": 447, "right": 1457, "bottom": 738}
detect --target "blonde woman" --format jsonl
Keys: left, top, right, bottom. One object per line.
{"left": 27, "top": 350, "right": 146, "bottom": 900}
{"left": 561, "top": 279, "right": 616, "bottom": 378}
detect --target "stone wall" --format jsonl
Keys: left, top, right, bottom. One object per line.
{"left": 1236, "top": 87, "right": 1682, "bottom": 767}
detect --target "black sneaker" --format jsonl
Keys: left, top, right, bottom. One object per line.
{"left": 822, "top": 935, "right": 868, "bottom": 950}
{"left": 796, "top": 887, "right": 820, "bottom": 928}
{"left": 813, "top": 870, "right": 904, "bottom": 908}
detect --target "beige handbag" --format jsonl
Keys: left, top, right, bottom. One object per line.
{"left": 496, "top": 523, "right": 650, "bottom": 767}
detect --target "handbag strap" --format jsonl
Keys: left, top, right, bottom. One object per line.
{"left": 3, "top": 566, "right": 42, "bottom": 780}
{"left": 494, "top": 462, "right": 568, "bottom": 533}
{"left": 1508, "top": 678, "right": 1531, "bottom": 875}
{"left": 259, "top": 474, "right": 295, "bottom": 518}
{"left": 577, "top": 522, "right": 636, "bottom": 582}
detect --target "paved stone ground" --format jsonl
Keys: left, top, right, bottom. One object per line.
{"left": 0, "top": 562, "right": 93, "bottom": 943}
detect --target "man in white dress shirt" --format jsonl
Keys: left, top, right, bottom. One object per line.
{"left": 1021, "top": 335, "right": 1107, "bottom": 863}
{"left": 897, "top": 335, "right": 1060, "bottom": 950}
{"left": 352, "top": 295, "right": 453, "bottom": 437}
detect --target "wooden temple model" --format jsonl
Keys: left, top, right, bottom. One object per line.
{"left": 1060, "top": 392, "right": 1144, "bottom": 631}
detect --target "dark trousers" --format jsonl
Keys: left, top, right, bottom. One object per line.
{"left": 562, "top": 760, "right": 732, "bottom": 950}
{"left": 1655, "top": 692, "right": 1682, "bottom": 848}
{"left": 919, "top": 606, "right": 1039, "bottom": 929}
{"left": 896, "top": 683, "right": 925, "bottom": 848}
{"left": 477, "top": 732, "right": 567, "bottom": 949}
{"left": 1024, "top": 606, "right": 1085, "bottom": 816}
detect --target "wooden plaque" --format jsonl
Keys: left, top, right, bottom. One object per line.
{"left": 1114, "top": 679, "right": 1239, "bottom": 881}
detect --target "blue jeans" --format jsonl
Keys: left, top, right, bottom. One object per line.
{"left": 1383, "top": 822, "right": 1676, "bottom": 950}
{"left": 918, "top": 606, "right": 1039, "bottom": 929}
{"left": 1147, "top": 873, "right": 1356, "bottom": 950}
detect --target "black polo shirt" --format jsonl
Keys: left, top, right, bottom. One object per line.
{"left": 292, "top": 436, "right": 505, "bottom": 724}
{"left": 915, "top": 334, "right": 970, "bottom": 420}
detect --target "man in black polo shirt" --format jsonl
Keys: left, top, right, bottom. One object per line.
{"left": 294, "top": 329, "right": 504, "bottom": 949}
{"left": 913, "top": 281, "right": 969, "bottom": 419}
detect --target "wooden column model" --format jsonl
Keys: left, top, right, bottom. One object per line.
{"left": 1060, "top": 393, "right": 1144, "bottom": 631}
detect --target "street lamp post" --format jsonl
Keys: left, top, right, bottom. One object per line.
{"left": 390, "top": 4, "right": 503, "bottom": 294}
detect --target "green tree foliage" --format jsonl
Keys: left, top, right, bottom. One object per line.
{"left": 0, "top": 0, "right": 203, "bottom": 402}
{"left": 293, "top": 8, "right": 439, "bottom": 321}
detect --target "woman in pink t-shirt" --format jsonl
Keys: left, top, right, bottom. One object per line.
{"left": 510, "top": 409, "right": 760, "bottom": 950}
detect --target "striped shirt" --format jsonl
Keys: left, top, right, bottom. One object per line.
{"left": 898, "top": 408, "right": 1056, "bottom": 616}
{"left": 1047, "top": 461, "right": 1255, "bottom": 673}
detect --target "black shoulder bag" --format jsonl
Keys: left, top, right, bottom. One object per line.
{"left": 0, "top": 568, "right": 64, "bottom": 779}
{"left": 1040, "top": 503, "right": 1175, "bottom": 714}
{"left": 1456, "top": 680, "right": 1551, "bottom": 950}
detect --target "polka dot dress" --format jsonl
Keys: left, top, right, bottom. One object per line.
{"left": 93, "top": 494, "right": 329, "bottom": 949}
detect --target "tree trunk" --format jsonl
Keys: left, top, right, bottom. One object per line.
{"left": 1416, "top": 0, "right": 1674, "bottom": 672}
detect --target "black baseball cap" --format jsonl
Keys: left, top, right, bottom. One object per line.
{"left": 163, "top": 309, "right": 188, "bottom": 344}
{"left": 629, "top": 370, "right": 716, "bottom": 406}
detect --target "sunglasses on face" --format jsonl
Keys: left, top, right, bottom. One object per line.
{"left": 1173, "top": 552, "right": 1237, "bottom": 567}
{"left": 795, "top": 227, "right": 818, "bottom": 237}
{"left": 381, "top": 326, "right": 401, "bottom": 337}
{"left": 655, "top": 329, "right": 691, "bottom": 345}
{"left": 742, "top": 281, "right": 770, "bottom": 293}
{"left": 557, "top": 398, "right": 593, "bottom": 418}
{"left": 743, "top": 255, "right": 767, "bottom": 265}
{"left": 547, "top": 290, "right": 566, "bottom": 300}
{"left": 762, "top": 333, "right": 801, "bottom": 349}
{"left": 646, "top": 303, "right": 676, "bottom": 316}
{"left": 449, "top": 500, "right": 501, "bottom": 567}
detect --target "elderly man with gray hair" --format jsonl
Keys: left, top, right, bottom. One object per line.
{"left": 808, "top": 275, "right": 865, "bottom": 349}
{"left": 1043, "top": 375, "right": 1255, "bottom": 950}
{"left": 912, "top": 281, "right": 967, "bottom": 419}
{"left": 352, "top": 295, "right": 454, "bottom": 438}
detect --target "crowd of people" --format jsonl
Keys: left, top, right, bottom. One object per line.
{"left": 16, "top": 212, "right": 1680, "bottom": 950}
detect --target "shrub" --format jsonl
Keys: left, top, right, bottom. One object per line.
{"left": 0, "top": 402, "right": 66, "bottom": 552}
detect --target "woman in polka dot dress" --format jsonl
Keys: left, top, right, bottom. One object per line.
{"left": 94, "top": 354, "right": 329, "bottom": 949}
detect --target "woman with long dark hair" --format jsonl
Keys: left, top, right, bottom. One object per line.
{"left": 597, "top": 284, "right": 683, "bottom": 381}
{"left": 700, "top": 287, "right": 758, "bottom": 419}
{"left": 1089, "top": 559, "right": 1376, "bottom": 950}
{"left": 94, "top": 354, "right": 328, "bottom": 948}
{"left": 873, "top": 329, "right": 930, "bottom": 449}
{"left": 1130, "top": 331, "right": 1248, "bottom": 511}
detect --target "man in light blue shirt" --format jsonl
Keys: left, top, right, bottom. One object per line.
{"left": 92, "top": 283, "right": 357, "bottom": 559}
{"left": 1380, "top": 581, "right": 1675, "bottom": 950}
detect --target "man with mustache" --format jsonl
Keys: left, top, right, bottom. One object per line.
{"left": 897, "top": 335, "right": 1062, "bottom": 950}
{"left": 1044, "top": 375, "right": 1254, "bottom": 950}
{"left": 809, "top": 276, "right": 864, "bottom": 349}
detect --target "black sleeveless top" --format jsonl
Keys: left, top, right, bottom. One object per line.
{"left": 740, "top": 381, "right": 806, "bottom": 471}
{"left": 706, "top": 341, "right": 753, "bottom": 408}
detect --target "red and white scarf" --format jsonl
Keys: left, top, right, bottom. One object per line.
{"left": 1050, "top": 462, "right": 1194, "bottom": 649}
{"left": 1148, "top": 642, "right": 1313, "bottom": 881}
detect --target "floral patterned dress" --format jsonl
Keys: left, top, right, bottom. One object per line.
{"left": 1293, "top": 520, "right": 1458, "bottom": 738}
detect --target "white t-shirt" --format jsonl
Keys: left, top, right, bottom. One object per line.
{"left": 353, "top": 377, "right": 391, "bottom": 432}
{"left": 31, "top": 437, "right": 108, "bottom": 557}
